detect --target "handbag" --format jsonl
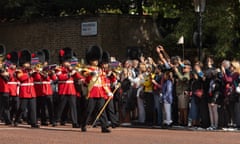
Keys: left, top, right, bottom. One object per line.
{"left": 194, "top": 89, "right": 203, "bottom": 98}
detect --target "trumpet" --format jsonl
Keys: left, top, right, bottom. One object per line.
{"left": 31, "top": 63, "right": 56, "bottom": 77}
{"left": 43, "top": 64, "right": 58, "bottom": 71}
{"left": 32, "top": 63, "right": 43, "bottom": 72}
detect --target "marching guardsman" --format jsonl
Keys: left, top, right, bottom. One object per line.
{"left": 53, "top": 47, "right": 82, "bottom": 128}
{"left": 32, "top": 50, "right": 56, "bottom": 126}
{"left": 6, "top": 51, "right": 20, "bottom": 121}
{"left": 14, "top": 50, "right": 39, "bottom": 128}
{"left": 81, "top": 45, "right": 113, "bottom": 133}
{"left": 42, "top": 49, "right": 59, "bottom": 120}
{"left": 0, "top": 47, "right": 12, "bottom": 125}
{"left": 71, "top": 60, "right": 87, "bottom": 128}
{"left": 100, "top": 51, "right": 119, "bottom": 128}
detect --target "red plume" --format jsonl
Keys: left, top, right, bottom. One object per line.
{"left": 59, "top": 49, "right": 65, "bottom": 57}
{"left": 6, "top": 54, "right": 11, "bottom": 60}
{"left": 32, "top": 53, "right": 36, "bottom": 58}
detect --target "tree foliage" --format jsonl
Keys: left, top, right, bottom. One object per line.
{"left": 0, "top": 0, "right": 239, "bottom": 59}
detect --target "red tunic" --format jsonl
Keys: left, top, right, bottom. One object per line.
{"left": 0, "top": 75, "right": 9, "bottom": 94}
{"left": 32, "top": 71, "right": 55, "bottom": 96}
{"left": 57, "top": 67, "right": 82, "bottom": 96}
{"left": 17, "top": 70, "right": 36, "bottom": 98}
{"left": 108, "top": 72, "right": 118, "bottom": 85}
{"left": 85, "top": 66, "right": 111, "bottom": 99}
{"left": 7, "top": 68, "right": 19, "bottom": 96}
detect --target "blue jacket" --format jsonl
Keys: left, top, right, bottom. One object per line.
{"left": 162, "top": 80, "right": 173, "bottom": 104}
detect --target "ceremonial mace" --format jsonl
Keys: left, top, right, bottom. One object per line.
{"left": 92, "top": 83, "right": 121, "bottom": 127}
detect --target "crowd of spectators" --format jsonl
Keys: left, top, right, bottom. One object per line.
{"left": 115, "top": 45, "right": 240, "bottom": 130}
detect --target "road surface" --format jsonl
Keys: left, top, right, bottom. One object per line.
{"left": 0, "top": 124, "right": 239, "bottom": 144}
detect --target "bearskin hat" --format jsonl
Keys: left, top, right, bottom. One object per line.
{"left": 6, "top": 51, "right": 19, "bottom": 65}
{"left": 36, "top": 51, "right": 45, "bottom": 63}
{"left": 0, "top": 44, "right": 6, "bottom": 56}
{"left": 42, "top": 49, "right": 50, "bottom": 63}
{"left": 86, "top": 45, "right": 102, "bottom": 64}
{"left": 101, "top": 51, "right": 110, "bottom": 64}
{"left": 19, "top": 50, "right": 31, "bottom": 66}
{"left": 59, "top": 47, "right": 73, "bottom": 63}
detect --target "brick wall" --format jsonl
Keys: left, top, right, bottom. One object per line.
{"left": 0, "top": 14, "right": 159, "bottom": 64}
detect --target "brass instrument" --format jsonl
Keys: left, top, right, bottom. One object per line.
{"left": 74, "top": 63, "right": 83, "bottom": 72}
{"left": 31, "top": 63, "right": 55, "bottom": 77}
{"left": 40, "top": 64, "right": 60, "bottom": 76}
{"left": 32, "top": 63, "right": 43, "bottom": 72}
{"left": 109, "top": 61, "right": 122, "bottom": 76}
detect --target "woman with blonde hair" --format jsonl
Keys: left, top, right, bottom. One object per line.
{"left": 142, "top": 64, "right": 155, "bottom": 125}
{"left": 221, "top": 60, "right": 240, "bottom": 128}
{"left": 128, "top": 63, "right": 146, "bottom": 123}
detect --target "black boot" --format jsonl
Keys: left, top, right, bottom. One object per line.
{"left": 52, "top": 122, "right": 57, "bottom": 127}
{"left": 101, "top": 127, "right": 111, "bottom": 133}
{"left": 112, "top": 123, "right": 120, "bottom": 128}
{"left": 14, "top": 121, "right": 18, "bottom": 127}
{"left": 41, "top": 122, "right": 49, "bottom": 126}
{"left": 5, "top": 121, "right": 12, "bottom": 126}
{"left": 31, "top": 124, "right": 40, "bottom": 128}
{"left": 72, "top": 123, "right": 80, "bottom": 128}
{"left": 81, "top": 126, "right": 87, "bottom": 132}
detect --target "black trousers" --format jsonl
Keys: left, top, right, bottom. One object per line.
{"left": 55, "top": 95, "right": 78, "bottom": 125}
{"left": 82, "top": 98, "right": 108, "bottom": 129}
{"left": 77, "top": 96, "right": 87, "bottom": 126}
{"left": 15, "top": 98, "right": 37, "bottom": 125}
{"left": 0, "top": 94, "right": 11, "bottom": 123}
{"left": 60, "top": 103, "right": 69, "bottom": 124}
{"left": 36, "top": 97, "right": 41, "bottom": 119}
{"left": 199, "top": 96, "right": 210, "bottom": 128}
{"left": 9, "top": 96, "right": 19, "bottom": 121}
{"left": 38, "top": 96, "right": 54, "bottom": 124}
{"left": 106, "top": 98, "right": 119, "bottom": 125}
{"left": 144, "top": 92, "right": 154, "bottom": 124}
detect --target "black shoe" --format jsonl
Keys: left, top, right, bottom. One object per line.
{"left": 14, "top": 122, "right": 18, "bottom": 127}
{"left": 41, "top": 122, "right": 48, "bottom": 126}
{"left": 72, "top": 124, "right": 80, "bottom": 128}
{"left": 52, "top": 122, "right": 57, "bottom": 127}
{"left": 60, "top": 122, "right": 66, "bottom": 126}
{"left": 112, "top": 123, "right": 119, "bottom": 128}
{"left": 31, "top": 124, "right": 40, "bottom": 128}
{"left": 102, "top": 128, "right": 111, "bottom": 133}
{"left": 81, "top": 127, "right": 87, "bottom": 132}
{"left": 5, "top": 121, "right": 12, "bottom": 126}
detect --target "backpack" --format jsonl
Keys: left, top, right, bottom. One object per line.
{"left": 225, "top": 76, "right": 240, "bottom": 103}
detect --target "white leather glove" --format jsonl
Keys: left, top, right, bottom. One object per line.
{"left": 108, "top": 92, "right": 113, "bottom": 97}
{"left": 70, "top": 70, "right": 77, "bottom": 76}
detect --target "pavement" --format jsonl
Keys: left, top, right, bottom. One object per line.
{"left": 0, "top": 123, "right": 240, "bottom": 144}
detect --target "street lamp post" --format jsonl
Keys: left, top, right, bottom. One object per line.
{"left": 193, "top": 0, "right": 206, "bottom": 61}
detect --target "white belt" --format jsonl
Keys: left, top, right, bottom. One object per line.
{"left": 58, "top": 80, "right": 74, "bottom": 84}
{"left": 93, "top": 84, "right": 102, "bottom": 87}
{"left": 8, "top": 82, "right": 19, "bottom": 85}
{"left": 20, "top": 83, "right": 34, "bottom": 86}
{"left": 34, "top": 81, "right": 51, "bottom": 85}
